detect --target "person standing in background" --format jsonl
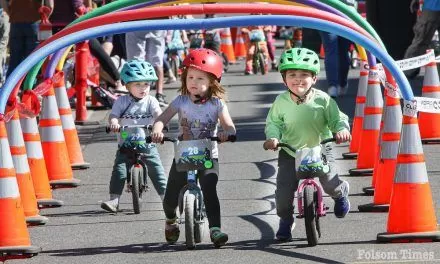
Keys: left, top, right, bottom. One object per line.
{"left": 402, "top": 0, "right": 440, "bottom": 79}
{"left": 1, "top": 0, "right": 54, "bottom": 78}
{"left": 0, "top": 5, "right": 9, "bottom": 85}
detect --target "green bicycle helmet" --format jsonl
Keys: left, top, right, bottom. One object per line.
{"left": 120, "top": 59, "right": 158, "bottom": 84}
{"left": 278, "top": 47, "right": 320, "bottom": 75}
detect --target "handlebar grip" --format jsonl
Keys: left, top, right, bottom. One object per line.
{"left": 320, "top": 137, "right": 337, "bottom": 145}
{"left": 210, "top": 135, "right": 237, "bottom": 142}
{"left": 276, "top": 143, "right": 297, "bottom": 153}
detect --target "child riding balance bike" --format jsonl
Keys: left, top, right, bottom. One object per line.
{"left": 263, "top": 47, "right": 351, "bottom": 242}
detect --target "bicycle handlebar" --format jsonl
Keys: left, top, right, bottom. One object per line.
{"left": 146, "top": 135, "right": 237, "bottom": 144}
{"left": 105, "top": 124, "right": 169, "bottom": 133}
{"left": 275, "top": 137, "right": 337, "bottom": 153}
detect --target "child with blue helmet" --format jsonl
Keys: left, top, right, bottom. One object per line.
{"left": 263, "top": 48, "right": 351, "bottom": 241}
{"left": 101, "top": 59, "right": 167, "bottom": 212}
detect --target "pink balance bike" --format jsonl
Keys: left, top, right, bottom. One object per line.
{"left": 276, "top": 137, "right": 336, "bottom": 246}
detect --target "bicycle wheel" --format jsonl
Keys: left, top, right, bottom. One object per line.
{"left": 185, "top": 192, "right": 196, "bottom": 249}
{"left": 258, "top": 53, "right": 267, "bottom": 75}
{"left": 304, "top": 185, "right": 319, "bottom": 246}
{"left": 194, "top": 196, "right": 204, "bottom": 243}
{"left": 131, "top": 166, "right": 142, "bottom": 214}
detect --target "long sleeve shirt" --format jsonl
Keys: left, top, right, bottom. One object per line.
{"left": 265, "top": 89, "right": 349, "bottom": 157}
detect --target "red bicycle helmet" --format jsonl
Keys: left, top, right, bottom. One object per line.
{"left": 182, "top": 48, "right": 223, "bottom": 80}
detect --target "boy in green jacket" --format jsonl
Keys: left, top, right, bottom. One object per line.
{"left": 263, "top": 48, "right": 351, "bottom": 241}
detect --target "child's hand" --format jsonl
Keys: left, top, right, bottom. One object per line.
{"left": 217, "top": 132, "right": 229, "bottom": 143}
{"left": 151, "top": 131, "right": 164, "bottom": 144}
{"left": 263, "top": 138, "right": 279, "bottom": 150}
{"left": 109, "top": 119, "right": 120, "bottom": 132}
{"left": 335, "top": 129, "right": 351, "bottom": 144}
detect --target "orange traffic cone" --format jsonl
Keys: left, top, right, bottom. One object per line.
{"left": 377, "top": 103, "right": 440, "bottom": 242}
{"left": 0, "top": 117, "right": 40, "bottom": 260}
{"left": 234, "top": 27, "right": 247, "bottom": 59}
{"left": 6, "top": 108, "right": 48, "bottom": 225}
{"left": 40, "top": 80, "right": 80, "bottom": 188}
{"left": 319, "top": 43, "right": 325, "bottom": 59}
{"left": 418, "top": 59, "right": 440, "bottom": 143}
{"left": 349, "top": 65, "right": 383, "bottom": 176}
{"left": 342, "top": 59, "right": 368, "bottom": 159}
{"left": 359, "top": 78, "right": 403, "bottom": 212}
{"left": 53, "top": 72, "right": 90, "bottom": 170}
{"left": 20, "top": 112, "right": 64, "bottom": 209}
{"left": 220, "top": 27, "right": 236, "bottom": 64}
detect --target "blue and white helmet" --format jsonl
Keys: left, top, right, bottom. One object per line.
{"left": 120, "top": 59, "right": 158, "bottom": 84}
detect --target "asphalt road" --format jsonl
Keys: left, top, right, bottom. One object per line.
{"left": 12, "top": 51, "right": 440, "bottom": 264}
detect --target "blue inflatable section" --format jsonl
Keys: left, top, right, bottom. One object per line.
{"left": 0, "top": 15, "right": 412, "bottom": 113}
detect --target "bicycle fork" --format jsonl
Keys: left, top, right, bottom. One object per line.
{"left": 177, "top": 170, "right": 206, "bottom": 225}
{"left": 297, "top": 179, "right": 328, "bottom": 218}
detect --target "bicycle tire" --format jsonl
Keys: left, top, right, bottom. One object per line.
{"left": 131, "top": 166, "right": 142, "bottom": 214}
{"left": 252, "top": 45, "right": 259, "bottom": 74}
{"left": 185, "top": 192, "right": 196, "bottom": 249}
{"left": 194, "top": 195, "right": 204, "bottom": 243}
{"left": 304, "top": 185, "right": 319, "bottom": 246}
{"left": 258, "top": 53, "right": 266, "bottom": 75}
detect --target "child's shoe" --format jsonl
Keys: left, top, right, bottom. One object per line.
{"left": 275, "top": 217, "right": 295, "bottom": 241}
{"left": 100, "top": 194, "right": 120, "bottom": 213}
{"left": 165, "top": 217, "right": 180, "bottom": 244}
{"left": 210, "top": 227, "right": 228, "bottom": 248}
{"left": 333, "top": 196, "right": 350, "bottom": 218}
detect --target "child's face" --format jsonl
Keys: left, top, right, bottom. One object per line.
{"left": 126, "top": 81, "right": 151, "bottom": 99}
{"left": 186, "top": 67, "right": 211, "bottom": 97}
{"left": 284, "top": 69, "right": 317, "bottom": 95}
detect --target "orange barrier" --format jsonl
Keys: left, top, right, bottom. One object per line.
{"left": 6, "top": 109, "right": 48, "bottom": 225}
{"left": 73, "top": 41, "right": 90, "bottom": 124}
{"left": 20, "top": 112, "right": 64, "bottom": 209}
{"left": 349, "top": 65, "right": 383, "bottom": 176}
{"left": 418, "top": 59, "right": 440, "bottom": 143}
{"left": 358, "top": 78, "right": 403, "bottom": 212}
{"left": 234, "top": 27, "right": 247, "bottom": 59}
{"left": 319, "top": 43, "right": 325, "bottom": 59}
{"left": 342, "top": 59, "right": 368, "bottom": 159}
{"left": 377, "top": 105, "right": 440, "bottom": 242}
{"left": 40, "top": 81, "right": 80, "bottom": 188}
{"left": 0, "top": 117, "right": 40, "bottom": 260}
{"left": 53, "top": 72, "right": 90, "bottom": 170}
{"left": 220, "top": 27, "right": 236, "bottom": 64}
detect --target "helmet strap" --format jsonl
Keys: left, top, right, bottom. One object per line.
{"left": 289, "top": 88, "right": 312, "bottom": 105}
{"left": 193, "top": 94, "right": 209, "bottom": 104}
{"left": 130, "top": 93, "right": 142, "bottom": 102}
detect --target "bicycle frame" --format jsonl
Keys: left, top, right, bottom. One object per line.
{"left": 297, "top": 178, "right": 326, "bottom": 218}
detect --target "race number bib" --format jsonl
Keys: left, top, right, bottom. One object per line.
{"left": 120, "top": 127, "right": 148, "bottom": 151}
{"left": 174, "top": 139, "right": 213, "bottom": 172}
{"left": 295, "top": 146, "right": 329, "bottom": 178}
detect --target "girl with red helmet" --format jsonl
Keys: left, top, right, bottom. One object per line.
{"left": 151, "top": 48, "right": 236, "bottom": 248}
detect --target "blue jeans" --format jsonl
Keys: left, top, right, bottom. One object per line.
{"left": 109, "top": 146, "right": 167, "bottom": 196}
{"left": 319, "top": 31, "right": 351, "bottom": 88}
{"left": 7, "top": 22, "right": 39, "bottom": 77}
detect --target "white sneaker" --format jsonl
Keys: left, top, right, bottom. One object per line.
{"left": 328, "top": 86, "right": 338, "bottom": 98}
{"left": 100, "top": 194, "right": 120, "bottom": 213}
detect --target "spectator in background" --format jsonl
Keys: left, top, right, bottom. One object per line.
{"left": 1, "top": 0, "right": 53, "bottom": 78}
{"left": 403, "top": 0, "right": 440, "bottom": 79}
{"left": 126, "top": 18, "right": 169, "bottom": 107}
{"left": 366, "top": 0, "right": 417, "bottom": 61}
{"left": 318, "top": 0, "right": 357, "bottom": 98}
{"left": 0, "top": 5, "right": 9, "bottom": 85}
{"left": 51, "top": 0, "right": 124, "bottom": 90}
